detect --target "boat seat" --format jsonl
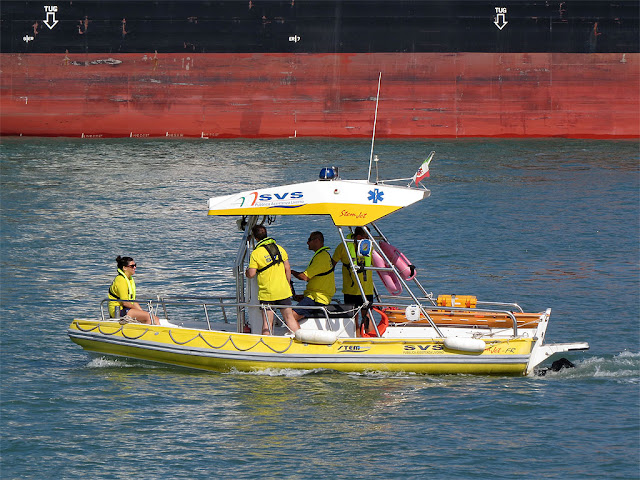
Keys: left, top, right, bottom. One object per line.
{"left": 305, "top": 303, "right": 357, "bottom": 319}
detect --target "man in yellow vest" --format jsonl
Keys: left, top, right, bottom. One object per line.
{"left": 291, "top": 231, "right": 335, "bottom": 321}
{"left": 246, "top": 225, "right": 300, "bottom": 335}
{"left": 332, "top": 227, "right": 374, "bottom": 335}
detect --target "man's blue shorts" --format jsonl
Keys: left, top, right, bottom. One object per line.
{"left": 260, "top": 297, "right": 292, "bottom": 306}
{"left": 293, "top": 296, "right": 326, "bottom": 317}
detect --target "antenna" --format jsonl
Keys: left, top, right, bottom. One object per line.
{"left": 367, "top": 72, "right": 382, "bottom": 183}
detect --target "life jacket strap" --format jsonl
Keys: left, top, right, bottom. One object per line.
{"left": 256, "top": 242, "right": 283, "bottom": 273}
{"left": 313, "top": 248, "right": 335, "bottom": 277}
{"left": 108, "top": 270, "right": 134, "bottom": 300}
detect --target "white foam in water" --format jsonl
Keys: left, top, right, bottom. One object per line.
{"left": 86, "top": 356, "right": 163, "bottom": 369}
{"left": 616, "top": 350, "right": 640, "bottom": 359}
{"left": 86, "top": 356, "right": 133, "bottom": 368}
{"left": 558, "top": 350, "right": 640, "bottom": 381}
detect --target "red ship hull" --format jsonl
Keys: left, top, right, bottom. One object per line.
{"left": 1, "top": 52, "right": 638, "bottom": 138}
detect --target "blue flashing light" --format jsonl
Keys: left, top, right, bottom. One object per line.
{"left": 319, "top": 166, "right": 338, "bottom": 180}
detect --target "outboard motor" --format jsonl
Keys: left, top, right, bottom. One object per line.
{"left": 535, "top": 357, "right": 576, "bottom": 376}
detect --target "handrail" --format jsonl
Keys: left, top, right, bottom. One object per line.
{"left": 257, "top": 302, "right": 342, "bottom": 335}
{"left": 100, "top": 296, "right": 236, "bottom": 325}
{"left": 375, "top": 303, "right": 520, "bottom": 336}
{"left": 376, "top": 294, "right": 523, "bottom": 313}
{"left": 99, "top": 297, "right": 342, "bottom": 332}
{"left": 476, "top": 301, "right": 523, "bottom": 313}
{"left": 426, "top": 306, "right": 519, "bottom": 336}
{"left": 99, "top": 296, "right": 521, "bottom": 336}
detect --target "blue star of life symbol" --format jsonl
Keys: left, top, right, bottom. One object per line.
{"left": 368, "top": 188, "right": 384, "bottom": 204}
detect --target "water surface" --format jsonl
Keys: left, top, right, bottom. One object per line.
{"left": 1, "top": 138, "right": 638, "bottom": 479}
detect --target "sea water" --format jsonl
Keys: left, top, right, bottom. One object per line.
{"left": 1, "top": 138, "right": 638, "bottom": 480}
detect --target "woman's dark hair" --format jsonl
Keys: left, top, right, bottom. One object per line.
{"left": 116, "top": 256, "right": 134, "bottom": 270}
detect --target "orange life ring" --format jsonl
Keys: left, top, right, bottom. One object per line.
{"left": 360, "top": 306, "right": 389, "bottom": 337}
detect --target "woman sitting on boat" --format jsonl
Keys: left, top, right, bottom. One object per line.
{"left": 108, "top": 256, "right": 159, "bottom": 325}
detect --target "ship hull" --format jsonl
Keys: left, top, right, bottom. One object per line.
{"left": 2, "top": 52, "right": 638, "bottom": 138}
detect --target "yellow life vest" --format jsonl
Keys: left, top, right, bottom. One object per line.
{"left": 308, "top": 246, "right": 335, "bottom": 277}
{"left": 108, "top": 269, "right": 136, "bottom": 317}
{"left": 344, "top": 233, "right": 372, "bottom": 284}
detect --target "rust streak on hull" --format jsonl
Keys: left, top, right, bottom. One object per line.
{"left": 1, "top": 52, "right": 638, "bottom": 138}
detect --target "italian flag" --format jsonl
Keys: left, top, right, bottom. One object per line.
{"left": 412, "top": 151, "right": 435, "bottom": 186}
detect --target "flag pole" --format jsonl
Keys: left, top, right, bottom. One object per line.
{"left": 367, "top": 72, "right": 382, "bottom": 184}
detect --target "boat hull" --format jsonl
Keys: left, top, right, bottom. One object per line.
{"left": 68, "top": 319, "right": 533, "bottom": 375}
{"left": 2, "top": 52, "right": 638, "bottom": 139}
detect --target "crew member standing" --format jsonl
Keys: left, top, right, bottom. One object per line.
{"left": 245, "top": 225, "right": 300, "bottom": 335}
{"left": 291, "top": 231, "right": 335, "bottom": 321}
{"left": 332, "top": 227, "right": 374, "bottom": 335}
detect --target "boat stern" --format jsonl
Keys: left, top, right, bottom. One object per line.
{"left": 526, "top": 341, "right": 590, "bottom": 375}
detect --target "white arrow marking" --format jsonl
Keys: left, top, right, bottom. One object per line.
{"left": 44, "top": 7, "right": 59, "bottom": 29}
{"left": 494, "top": 13, "right": 508, "bottom": 30}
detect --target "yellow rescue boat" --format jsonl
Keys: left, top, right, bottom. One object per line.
{"left": 68, "top": 165, "right": 588, "bottom": 375}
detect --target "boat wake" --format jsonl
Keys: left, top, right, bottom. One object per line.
{"left": 87, "top": 357, "right": 137, "bottom": 368}
{"left": 83, "top": 353, "right": 638, "bottom": 382}
{"left": 83, "top": 358, "right": 416, "bottom": 377}
{"left": 85, "top": 356, "right": 164, "bottom": 370}
{"left": 538, "top": 351, "right": 639, "bottom": 382}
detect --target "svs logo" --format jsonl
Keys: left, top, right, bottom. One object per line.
{"left": 403, "top": 344, "right": 444, "bottom": 352}
{"left": 238, "top": 191, "right": 304, "bottom": 207}
{"left": 258, "top": 191, "right": 303, "bottom": 202}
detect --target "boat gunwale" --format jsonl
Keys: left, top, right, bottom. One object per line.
{"left": 68, "top": 326, "right": 534, "bottom": 365}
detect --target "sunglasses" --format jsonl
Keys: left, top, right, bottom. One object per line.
{"left": 127, "top": 264, "right": 137, "bottom": 268}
